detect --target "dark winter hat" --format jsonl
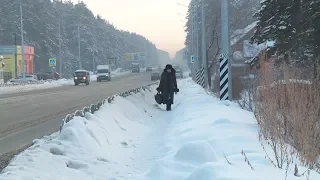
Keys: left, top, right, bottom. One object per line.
{"left": 165, "top": 64, "right": 173, "bottom": 69}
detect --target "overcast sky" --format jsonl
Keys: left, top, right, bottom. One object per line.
{"left": 72, "top": 0, "right": 190, "bottom": 57}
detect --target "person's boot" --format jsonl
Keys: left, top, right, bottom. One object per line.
{"left": 166, "top": 104, "right": 172, "bottom": 111}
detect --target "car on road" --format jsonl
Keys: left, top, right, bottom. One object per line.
{"left": 9, "top": 74, "right": 38, "bottom": 83}
{"left": 73, "top": 70, "right": 90, "bottom": 86}
{"left": 176, "top": 69, "right": 183, "bottom": 79}
{"left": 132, "top": 63, "right": 140, "bottom": 73}
{"left": 151, "top": 71, "right": 161, "bottom": 81}
{"left": 146, "top": 66, "right": 152, "bottom": 72}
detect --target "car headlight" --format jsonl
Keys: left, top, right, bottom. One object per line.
{"left": 74, "top": 77, "right": 78, "bottom": 79}
{"left": 83, "top": 77, "right": 86, "bottom": 79}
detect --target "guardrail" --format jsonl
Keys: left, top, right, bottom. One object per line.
{"left": 59, "top": 81, "right": 159, "bottom": 132}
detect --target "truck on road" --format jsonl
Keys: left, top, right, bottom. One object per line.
{"left": 96, "top": 65, "right": 111, "bottom": 82}
{"left": 132, "top": 62, "right": 140, "bottom": 73}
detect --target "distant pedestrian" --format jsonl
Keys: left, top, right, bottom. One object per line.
{"left": 156, "top": 64, "right": 179, "bottom": 111}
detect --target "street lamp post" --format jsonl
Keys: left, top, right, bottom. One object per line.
{"left": 19, "top": 0, "right": 25, "bottom": 80}
{"left": 59, "top": 19, "right": 62, "bottom": 75}
{"left": 195, "top": 0, "right": 200, "bottom": 71}
{"left": 221, "top": 0, "right": 232, "bottom": 100}
{"left": 13, "top": 33, "right": 17, "bottom": 77}
{"left": 78, "top": 23, "right": 81, "bottom": 69}
{"left": 200, "top": 0, "right": 208, "bottom": 88}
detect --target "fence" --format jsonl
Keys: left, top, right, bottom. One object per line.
{"left": 3, "top": 72, "right": 12, "bottom": 83}
{"left": 59, "top": 81, "right": 159, "bottom": 132}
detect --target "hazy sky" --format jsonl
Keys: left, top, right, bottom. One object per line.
{"left": 73, "top": 0, "right": 190, "bottom": 57}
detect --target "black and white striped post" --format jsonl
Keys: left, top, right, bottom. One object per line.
{"left": 195, "top": 67, "right": 205, "bottom": 88}
{"left": 196, "top": 68, "right": 200, "bottom": 84}
{"left": 220, "top": 0, "right": 232, "bottom": 100}
{"left": 200, "top": 67, "right": 205, "bottom": 87}
{"left": 219, "top": 54, "right": 228, "bottom": 100}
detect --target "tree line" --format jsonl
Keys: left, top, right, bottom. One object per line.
{"left": 0, "top": 0, "right": 159, "bottom": 77}
{"left": 251, "top": 0, "right": 320, "bottom": 79}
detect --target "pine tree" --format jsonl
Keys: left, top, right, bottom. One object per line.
{"left": 0, "top": 0, "right": 160, "bottom": 76}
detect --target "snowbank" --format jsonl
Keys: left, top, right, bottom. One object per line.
{"left": 0, "top": 80, "right": 73, "bottom": 95}
{"left": 0, "top": 83, "right": 160, "bottom": 180}
{"left": 1, "top": 78, "right": 319, "bottom": 180}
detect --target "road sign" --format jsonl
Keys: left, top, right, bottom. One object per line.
{"left": 190, "top": 55, "right": 195, "bottom": 63}
{"left": 49, "top": 58, "right": 56, "bottom": 66}
{"left": 134, "top": 53, "right": 139, "bottom": 61}
{"left": 125, "top": 53, "right": 133, "bottom": 61}
{"left": 139, "top": 52, "right": 147, "bottom": 61}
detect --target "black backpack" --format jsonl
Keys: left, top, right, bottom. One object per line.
{"left": 154, "top": 92, "right": 163, "bottom": 104}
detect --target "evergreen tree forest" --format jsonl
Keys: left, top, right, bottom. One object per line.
{"left": 251, "top": 0, "right": 320, "bottom": 78}
{"left": 0, "top": 0, "right": 159, "bottom": 77}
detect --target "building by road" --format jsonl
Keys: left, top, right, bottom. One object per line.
{"left": 0, "top": 45, "right": 35, "bottom": 82}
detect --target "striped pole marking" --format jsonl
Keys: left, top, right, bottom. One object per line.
{"left": 196, "top": 69, "right": 201, "bottom": 84}
{"left": 219, "top": 53, "right": 228, "bottom": 100}
{"left": 200, "top": 67, "right": 205, "bottom": 88}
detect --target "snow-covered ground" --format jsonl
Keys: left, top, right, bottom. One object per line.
{"left": 1, "top": 78, "right": 319, "bottom": 180}
{"left": 0, "top": 80, "right": 72, "bottom": 95}
{"left": 0, "top": 69, "right": 129, "bottom": 95}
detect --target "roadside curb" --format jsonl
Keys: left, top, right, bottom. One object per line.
{"left": 59, "top": 81, "right": 160, "bottom": 132}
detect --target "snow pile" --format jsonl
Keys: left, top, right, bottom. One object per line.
{"left": 0, "top": 84, "right": 160, "bottom": 180}
{"left": 231, "top": 21, "right": 258, "bottom": 46}
{"left": 1, "top": 78, "right": 319, "bottom": 180}
{"left": 135, "top": 79, "right": 320, "bottom": 180}
{"left": 0, "top": 80, "right": 72, "bottom": 95}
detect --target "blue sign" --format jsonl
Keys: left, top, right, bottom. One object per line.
{"left": 190, "top": 55, "right": 195, "bottom": 63}
{"left": 0, "top": 46, "right": 15, "bottom": 55}
{"left": 134, "top": 53, "right": 139, "bottom": 61}
{"left": 49, "top": 58, "right": 56, "bottom": 66}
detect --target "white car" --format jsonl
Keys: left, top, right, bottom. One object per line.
{"left": 9, "top": 75, "right": 38, "bottom": 83}
{"left": 175, "top": 69, "right": 183, "bottom": 79}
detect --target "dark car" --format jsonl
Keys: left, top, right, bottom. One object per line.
{"left": 146, "top": 66, "right": 152, "bottom": 72}
{"left": 73, "top": 70, "right": 90, "bottom": 86}
{"left": 176, "top": 69, "right": 183, "bottom": 79}
{"left": 132, "top": 68, "right": 140, "bottom": 73}
{"left": 151, "top": 71, "right": 161, "bottom": 81}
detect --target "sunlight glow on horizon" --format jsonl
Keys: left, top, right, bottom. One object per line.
{"left": 72, "top": 0, "right": 190, "bottom": 58}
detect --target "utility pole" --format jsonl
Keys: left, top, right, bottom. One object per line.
{"left": 191, "top": 1, "right": 195, "bottom": 77}
{"left": 194, "top": 0, "right": 200, "bottom": 70}
{"left": 14, "top": 33, "right": 17, "bottom": 77}
{"left": 92, "top": 51, "right": 95, "bottom": 71}
{"left": 201, "top": 0, "right": 208, "bottom": 88}
{"left": 78, "top": 22, "right": 81, "bottom": 69}
{"left": 19, "top": 0, "right": 25, "bottom": 80}
{"left": 59, "top": 19, "right": 62, "bottom": 75}
{"left": 221, "top": 0, "right": 232, "bottom": 100}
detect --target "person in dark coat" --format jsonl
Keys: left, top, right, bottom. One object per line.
{"left": 156, "top": 64, "right": 179, "bottom": 111}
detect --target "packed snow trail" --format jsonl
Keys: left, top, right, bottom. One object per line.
{"left": 1, "top": 78, "right": 320, "bottom": 180}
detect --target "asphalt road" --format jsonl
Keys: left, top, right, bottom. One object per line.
{"left": 0, "top": 72, "right": 153, "bottom": 155}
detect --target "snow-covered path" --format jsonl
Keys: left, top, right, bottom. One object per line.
{"left": 1, "top": 78, "right": 320, "bottom": 180}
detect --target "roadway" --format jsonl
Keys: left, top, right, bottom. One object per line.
{"left": 0, "top": 72, "right": 153, "bottom": 156}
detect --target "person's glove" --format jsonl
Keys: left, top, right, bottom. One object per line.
{"left": 174, "top": 88, "right": 179, "bottom": 93}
